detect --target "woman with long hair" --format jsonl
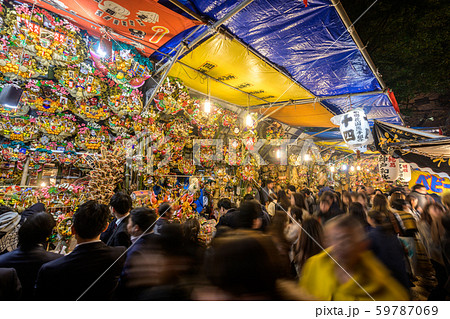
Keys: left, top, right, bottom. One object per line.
{"left": 276, "top": 189, "right": 291, "bottom": 212}
{"left": 293, "top": 217, "right": 324, "bottom": 277}
{"left": 341, "top": 191, "right": 352, "bottom": 214}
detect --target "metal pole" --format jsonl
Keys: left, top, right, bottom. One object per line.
{"left": 330, "top": 0, "right": 387, "bottom": 90}
{"left": 20, "top": 156, "right": 30, "bottom": 186}
{"left": 257, "top": 101, "right": 291, "bottom": 122}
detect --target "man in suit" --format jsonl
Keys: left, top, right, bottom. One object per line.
{"left": 261, "top": 180, "right": 275, "bottom": 205}
{"left": 0, "top": 268, "right": 21, "bottom": 300}
{"left": 35, "top": 200, "right": 126, "bottom": 300}
{"left": 0, "top": 211, "right": 62, "bottom": 300}
{"left": 116, "top": 207, "right": 158, "bottom": 299}
{"left": 100, "top": 192, "right": 132, "bottom": 248}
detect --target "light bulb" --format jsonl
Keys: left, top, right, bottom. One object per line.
{"left": 357, "top": 165, "right": 361, "bottom": 171}
{"left": 276, "top": 149, "right": 281, "bottom": 159}
{"left": 246, "top": 113, "right": 254, "bottom": 127}
{"left": 41, "top": 182, "right": 47, "bottom": 187}
{"left": 350, "top": 166, "right": 355, "bottom": 172}
{"left": 330, "top": 166, "right": 335, "bottom": 173}
{"left": 96, "top": 46, "right": 107, "bottom": 58}
{"left": 342, "top": 164, "right": 348, "bottom": 171}
{"left": 204, "top": 100, "right": 211, "bottom": 113}
{"left": 304, "top": 154, "right": 311, "bottom": 161}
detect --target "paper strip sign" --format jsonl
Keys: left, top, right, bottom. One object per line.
{"left": 378, "top": 155, "right": 399, "bottom": 182}
{"left": 398, "top": 162, "right": 411, "bottom": 182}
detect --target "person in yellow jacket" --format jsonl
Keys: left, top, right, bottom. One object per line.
{"left": 299, "top": 215, "right": 409, "bottom": 301}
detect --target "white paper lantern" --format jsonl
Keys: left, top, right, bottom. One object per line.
{"left": 331, "top": 108, "right": 373, "bottom": 151}
{"left": 378, "top": 155, "right": 399, "bottom": 181}
{"left": 398, "top": 162, "right": 412, "bottom": 182}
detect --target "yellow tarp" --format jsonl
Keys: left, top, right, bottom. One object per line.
{"left": 169, "top": 34, "right": 315, "bottom": 106}
{"left": 255, "top": 103, "right": 336, "bottom": 128}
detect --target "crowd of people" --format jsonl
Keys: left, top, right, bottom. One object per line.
{"left": 0, "top": 181, "right": 449, "bottom": 301}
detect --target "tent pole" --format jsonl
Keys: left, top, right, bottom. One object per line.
{"left": 250, "top": 90, "right": 385, "bottom": 110}
{"left": 144, "top": 43, "right": 186, "bottom": 110}
{"left": 168, "top": 0, "right": 205, "bottom": 21}
{"left": 257, "top": 101, "right": 291, "bottom": 122}
{"left": 330, "top": 0, "right": 387, "bottom": 90}
{"left": 145, "top": 0, "right": 256, "bottom": 110}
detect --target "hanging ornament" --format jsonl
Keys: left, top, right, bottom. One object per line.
{"left": 331, "top": 108, "right": 373, "bottom": 152}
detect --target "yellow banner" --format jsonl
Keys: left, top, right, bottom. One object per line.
{"left": 409, "top": 170, "right": 450, "bottom": 194}
{"left": 169, "top": 34, "right": 315, "bottom": 106}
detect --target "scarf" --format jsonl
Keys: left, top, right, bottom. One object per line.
{"left": 0, "top": 211, "right": 20, "bottom": 233}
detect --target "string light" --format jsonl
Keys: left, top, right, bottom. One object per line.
{"left": 330, "top": 166, "right": 335, "bottom": 173}
{"left": 357, "top": 165, "right": 361, "bottom": 171}
{"left": 41, "top": 182, "right": 47, "bottom": 187}
{"left": 350, "top": 166, "right": 355, "bottom": 172}
{"left": 304, "top": 154, "right": 311, "bottom": 161}
{"left": 246, "top": 113, "right": 254, "bottom": 127}
{"left": 342, "top": 164, "right": 348, "bottom": 171}
{"left": 276, "top": 149, "right": 281, "bottom": 159}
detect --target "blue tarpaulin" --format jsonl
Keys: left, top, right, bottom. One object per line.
{"left": 155, "top": 0, "right": 403, "bottom": 126}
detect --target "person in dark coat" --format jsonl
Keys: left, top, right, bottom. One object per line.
{"left": 0, "top": 211, "right": 62, "bottom": 300}
{"left": 35, "top": 200, "right": 126, "bottom": 300}
{"left": 0, "top": 268, "right": 21, "bottom": 300}
{"left": 100, "top": 192, "right": 132, "bottom": 248}
{"left": 367, "top": 210, "right": 411, "bottom": 290}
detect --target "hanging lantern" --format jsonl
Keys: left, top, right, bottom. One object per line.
{"left": 331, "top": 108, "right": 373, "bottom": 152}
{"left": 398, "top": 162, "right": 412, "bottom": 183}
{"left": 378, "top": 155, "right": 399, "bottom": 182}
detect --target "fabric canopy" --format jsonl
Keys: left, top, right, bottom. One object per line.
{"left": 373, "top": 121, "right": 450, "bottom": 176}
{"left": 22, "top": 0, "right": 201, "bottom": 55}
{"left": 152, "top": 0, "right": 403, "bottom": 127}
{"left": 14, "top": 0, "right": 403, "bottom": 128}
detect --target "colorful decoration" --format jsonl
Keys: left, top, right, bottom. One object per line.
{"left": 75, "top": 122, "right": 110, "bottom": 150}
{"left": 0, "top": 115, "right": 39, "bottom": 141}
{"left": 36, "top": 112, "right": 77, "bottom": 140}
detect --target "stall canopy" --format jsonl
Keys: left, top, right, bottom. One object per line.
{"left": 18, "top": 0, "right": 403, "bottom": 128}
{"left": 373, "top": 121, "right": 450, "bottom": 177}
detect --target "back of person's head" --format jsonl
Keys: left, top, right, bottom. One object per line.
{"left": 297, "top": 217, "right": 324, "bottom": 268}
{"left": 412, "top": 184, "right": 426, "bottom": 193}
{"left": 348, "top": 202, "right": 368, "bottom": 227}
{"left": 109, "top": 191, "right": 132, "bottom": 216}
{"left": 206, "top": 231, "right": 279, "bottom": 299}
{"left": 267, "top": 211, "right": 288, "bottom": 239}
{"left": 372, "top": 194, "right": 389, "bottom": 212}
{"left": 183, "top": 218, "right": 200, "bottom": 243}
{"left": 290, "top": 205, "right": 304, "bottom": 223}
{"left": 238, "top": 200, "right": 260, "bottom": 229}
{"left": 243, "top": 193, "right": 254, "bottom": 201}
{"left": 130, "top": 207, "right": 157, "bottom": 233}
{"left": 0, "top": 205, "right": 15, "bottom": 215}
{"left": 391, "top": 198, "right": 407, "bottom": 211}
{"left": 73, "top": 200, "right": 109, "bottom": 239}
{"left": 442, "top": 193, "right": 450, "bottom": 210}
{"left": 442, "top": 214, "right": 450, "bottom": 234}
{"left": 287, "top": 185, "right": 296, "bottom": 193}
{"left": 292, "top": 192, "right": 306, "bottom": 211}
{"left": 18, "top": 211, "right": 55, "bottom": 249}
{"left": 158, "top": 202, "right": 172, "bottom": 216}
{"left": 368, "top": 209, "right": 387, "bottom": 225}
{"left": 159, "top": 223, "right": 185, "bottom": 255}
{"left": 217, "top": 198, "right": 232, "bottom": 211}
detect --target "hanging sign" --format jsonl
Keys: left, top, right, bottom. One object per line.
{"left": 331, "top": 108, "right": 373, "bottom": 152}
{"left": 398, "top": 162, "right": 412, "bottom": 183}
{"left": 409, "top": 170, "right": 450, "bottom": 194}
{"left": 378, "top": 155, "right": 399, "bottom": 181}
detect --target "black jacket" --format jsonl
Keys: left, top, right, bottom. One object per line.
{"left": 100, "top": 215, "right": 131, "bottom": 248}
{"left": 0, "top": 267, "right": 21, "bottom": 300}
{"left": 0, "top": 245, "right": 62, "bottom": 300}
{"left": 35, "top": 241, "right": 126, "bottom": 300}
